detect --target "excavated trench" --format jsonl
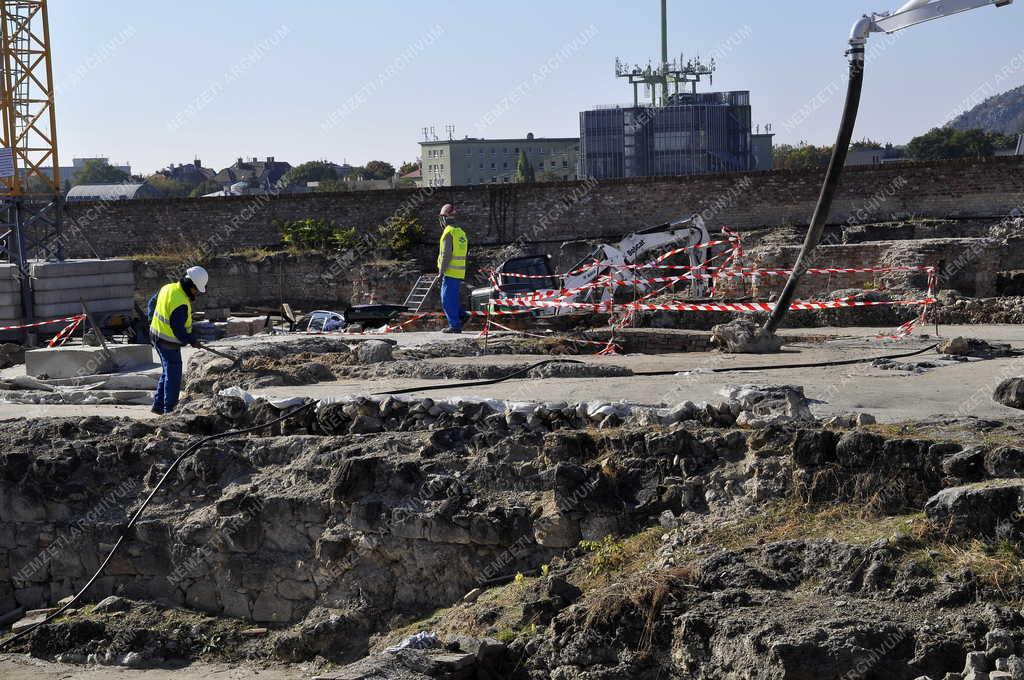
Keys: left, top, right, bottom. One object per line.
{"left": 2, "top": 379, "right": 1024, "bottom": 678}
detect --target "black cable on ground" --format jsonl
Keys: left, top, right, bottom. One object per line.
{"left": 633, "top": 343, "right": 938, "bottom": 376}
{"left": 372, "top": 358, "right": 583, "bottom": 396}
{"left": 0, "top": 358, "right": 583, "bottom": 650}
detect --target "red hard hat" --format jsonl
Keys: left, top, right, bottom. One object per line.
{"left": 439, "top": 204, "right": 456, "bottom": 217}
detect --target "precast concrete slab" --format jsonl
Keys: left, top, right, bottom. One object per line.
{"left": 25, "top": 344, "right": 155, "bottom": 379}
{"left": 34, "top": 297, "right": 134, "bottom": 319}
{"left": 30, "top": 259, "right": 133, "bottom": 278}
{"left": 32, "top": 272, "right": 135, "bottom": 291}
{"left": 33, "top": 285, "right": 135, "bottom": 305}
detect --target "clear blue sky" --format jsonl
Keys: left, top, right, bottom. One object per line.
{"left": 50, "top": 0, "right": 1024, "bottom": 175}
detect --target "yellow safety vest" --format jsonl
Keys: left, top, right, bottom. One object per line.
{"left": 438, "top": 224, "right": 469, "bottom": 280}
{"left": 150, "top": 282, "right": 193, "bottom": 346}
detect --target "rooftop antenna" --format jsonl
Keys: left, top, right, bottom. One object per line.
{"left": 445, "top": 124, "right": 456, "bottom": 140}
{"left": 615, "top": 0, "right": 716, "bottom": 107}
{"left": 660, "top": 0, "right": 669, "bottom": 104}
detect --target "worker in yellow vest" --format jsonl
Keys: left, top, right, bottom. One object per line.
{"left": 147, "top": 266, "right": 208, "bottom": 414}
{"left": 437, "top": 204, "right": 469, "bottom": 334}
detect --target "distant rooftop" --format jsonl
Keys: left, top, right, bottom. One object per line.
{"left": 66, "top": 183, "right": 156, "bottom": 202}
{"left": 421, "top": 133, "right": 578, "bottom": 145}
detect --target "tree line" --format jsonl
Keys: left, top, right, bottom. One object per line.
{"left": 773, "top": 127, "right": 1020, "bottom": 170}
{"left": 61, "top": 158, "right": 415, "bottom": 198}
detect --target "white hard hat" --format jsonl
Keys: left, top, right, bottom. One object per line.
{"left": 185, "top": 265, "right": 209, "bottom": 293}
{"left": 439, "top": 203, "right": 456, "bottom": 217}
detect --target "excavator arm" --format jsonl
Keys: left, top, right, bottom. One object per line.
{"left": 560, "top": 214, "right": 712, "bottom": 306}
{"left": 471, "top": 215, "right": 717, "bottom": 316}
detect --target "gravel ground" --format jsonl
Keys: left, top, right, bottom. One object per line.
{"left": 0, "top": 654, "right": 311, "bottom": 679}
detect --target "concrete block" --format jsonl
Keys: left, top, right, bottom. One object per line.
{"left": 33, "top": 286, "right": 135, "bottom": 306}
{"left": 0, "top": 294, "right": 21, "bottom": 308}
{"left": 26, "top": 346, "right": 113, "bottom": 378}
{"left": 0, "top": 264, "right": 19, "bottom": 280}
{"left": 25, "top": 344, "right": 155, "bottom": 379}
{"left": 0, "top": 305, "right": 23, "bottom": 320}
{"left": 30, "top": 259, "right": 133, "bottom": 279}
{"left": 0, "top": 278, "right": 20, "bottom": 293}
{"left": 32, "top": 272, "right": 134, "bottom": 292}
{"left": 34, "top": 298, "right": 133, "bottom": 319}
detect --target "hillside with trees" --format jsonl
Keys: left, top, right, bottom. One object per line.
{"left": 948, "top": 83, "right": 1024, "bottom": 136}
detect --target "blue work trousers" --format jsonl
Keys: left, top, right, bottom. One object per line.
{"left": 441, "top": 276, "right": 464, "bottom": 331}
{"left": 153, "top": 341, "right": 183, "bottom": 414}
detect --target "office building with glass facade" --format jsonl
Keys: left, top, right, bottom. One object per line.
{"left": 580, "top": 91, "right": 754, "bottom": 179}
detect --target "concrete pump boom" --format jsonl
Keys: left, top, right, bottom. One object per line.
{"left": 760, "top": 0, "right": 1013, "bottom": 339}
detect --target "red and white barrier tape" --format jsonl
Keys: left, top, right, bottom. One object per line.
{"left": 0, "top": 314, "right": 85, "bottom": 332}
{"left": 47, "top": 316, "right": 84, "bottom": 347}
{"left": 490, "top": 296, "right": 937, "bottom": 314}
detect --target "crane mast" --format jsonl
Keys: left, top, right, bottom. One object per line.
{"left": 0, "top": 0, "right": 62, "bottom": 332}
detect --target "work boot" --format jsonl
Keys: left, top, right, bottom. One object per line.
{"left": 441, "top": 328, "right": 462, "bottom": 334}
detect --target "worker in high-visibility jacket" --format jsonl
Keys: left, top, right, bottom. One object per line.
{"left": 437, "top": 204, "right": 469, "bottom": 334}
{"left": 147, "top": 266, "right": 209, "bottom": 414}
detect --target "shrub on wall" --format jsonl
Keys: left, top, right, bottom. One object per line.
{"left": 279, "top": 218, "right": 358, "bottom": 253}
{"left": 375, "top": 216, "right": 426, "bottom": 258}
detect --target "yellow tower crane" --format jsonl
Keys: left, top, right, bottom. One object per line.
{"left": 0, "top": 0, "right": 62, "bottom": 330}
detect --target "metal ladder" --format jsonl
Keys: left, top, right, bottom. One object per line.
{"left": 403, "top": 274, "right": 439, "bottom": 312}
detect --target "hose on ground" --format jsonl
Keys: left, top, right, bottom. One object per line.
{"left": 632, "top": 343, "right": 939, "bottom": 376}
{"left": 0, "top": 358, "right": 583, "bottom": 650}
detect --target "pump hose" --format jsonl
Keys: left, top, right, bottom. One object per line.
{"left": 762, "top": 52, "right": 866, "bottom": 335}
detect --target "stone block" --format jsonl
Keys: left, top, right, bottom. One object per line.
{"left": 25, "top": 344, "right": 155, "bottom": 379}
{"left": 251, "top": 589, "right": 292, "bottom": 623}
{"left": 0, "top": 304, "right": 22, "bottom": 319}
{"left": 277, "top": 579, "right": 316, "bottom": 601}
{"left": 0, "top": 278, "right": 19, "bottom": 293}
{"left": 11, "top": 611, "right": 49, "bottom": 632}
{"left": 926, "top": 482, "right": 1024, "bottom": 539}
{"left": 225, "top": 316, "right": 258, "bottom": 337}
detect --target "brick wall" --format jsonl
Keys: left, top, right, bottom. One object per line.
{"left": 62, "top": 156, "right": 1024, "bottom": 260}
